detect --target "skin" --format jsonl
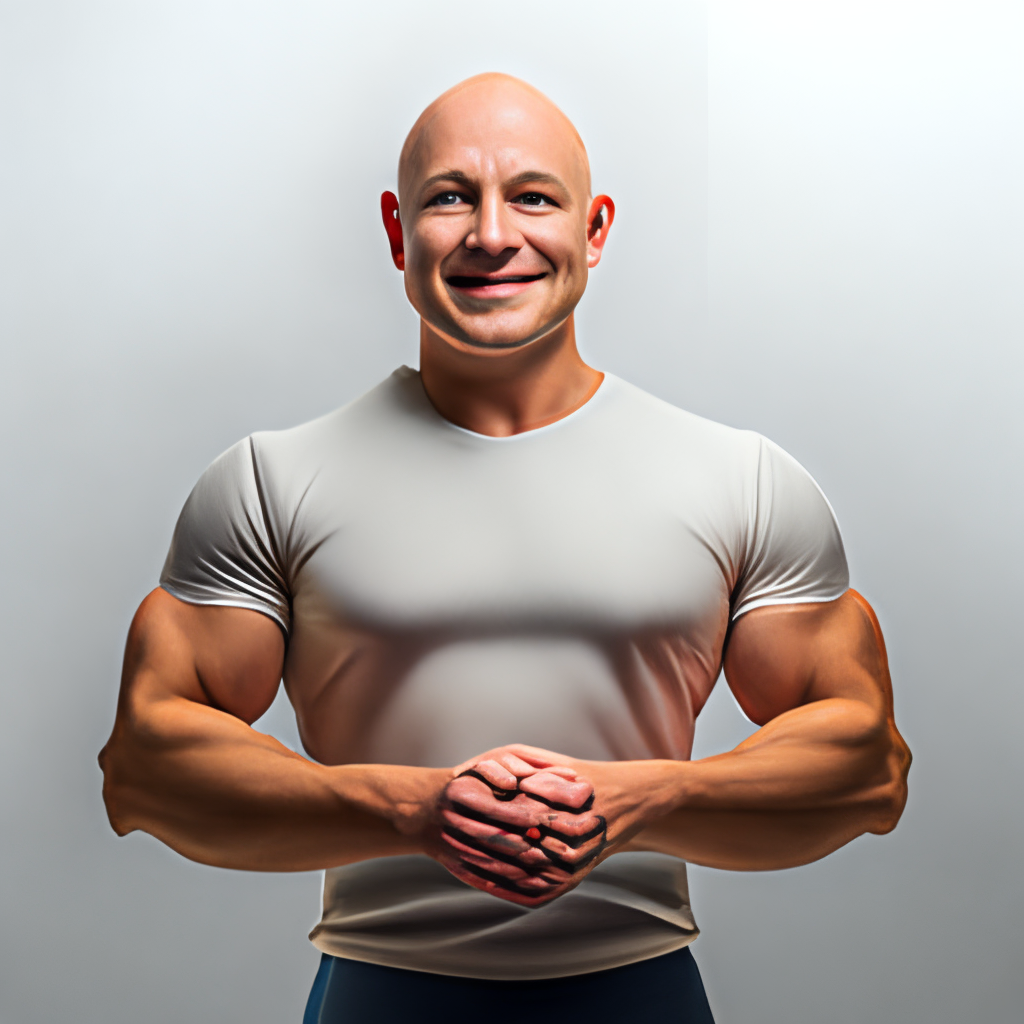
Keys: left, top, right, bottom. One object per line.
{"left": 436, "top": 591, "right": 911, "bottom": 905}
{"left": 99, "top": 73, "right": 911, "bottom": 910}
{"left": 383, "top": 73, "right": 613, "bottom": 436}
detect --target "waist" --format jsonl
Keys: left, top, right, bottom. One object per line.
{"left": 308, "top": 852, "right": 698, "bottom": 980}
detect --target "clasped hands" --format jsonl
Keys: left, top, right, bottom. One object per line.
{"left": 430, "top": 744, "right": 660, "bottom": 907}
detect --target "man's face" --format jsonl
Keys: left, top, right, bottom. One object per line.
{"left": 397, "top": 84, "right": 594, "bottom": 351}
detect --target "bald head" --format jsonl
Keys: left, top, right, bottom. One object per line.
{"left": 398, "top": 74, "right": 591, "bottom": 206}
{"left": 382, "top": 73, "right": 614, "bottom": 356}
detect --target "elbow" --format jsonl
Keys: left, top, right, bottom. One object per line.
{"left": 99, "top": 689, "right": 176, "bottom": 837}
{"left": 867, "top": 725, "right": 912, "bottom": 835}
{"left": 835, "top": 698, "right": 911, "bottom": 836}
{"left": 97, "top": 731, "right": 140, "bottom": 838}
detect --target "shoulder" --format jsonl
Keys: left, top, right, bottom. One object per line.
{"left": 600, "top": 374, "right": 764, "bottom": 475}
{"left": 253, "top": 366, "right": 409, "bottom": 450}
{"left": 250, "top": 367, "right": 418, "bottom": 467}
{"left": 601, "top": 376, "right": 847, "bottom": 579}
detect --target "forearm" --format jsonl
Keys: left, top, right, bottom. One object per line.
{"left": 100, "top": 696, "right": 449, "bottom": 872}
{"left": 613, "top": 697, "right": 907, "bottom": 870}
{"left": 441, "top": 598, "right": 911, "bottom": 899}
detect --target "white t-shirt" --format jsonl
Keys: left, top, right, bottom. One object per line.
{"left": 160, "top": 366, "right": 849, "bottom": 980}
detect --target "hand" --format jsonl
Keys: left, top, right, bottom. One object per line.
{"left": 433, "top": 745, "right": 677, "bottom": 907}
{"left": 438, "top": 748, "right": 605, "bottom": 906}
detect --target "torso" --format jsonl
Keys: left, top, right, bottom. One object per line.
{"left": 256, "top": 367, "right": 753, "bottom": 770}
{"left": 161, "top": 365, "right": 847, "bottom": 978}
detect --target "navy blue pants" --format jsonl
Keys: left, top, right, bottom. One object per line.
{"left": 304, "top": 947, "right": 715, "bottom": 1024}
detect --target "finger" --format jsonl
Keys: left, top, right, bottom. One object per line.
{"left": 440, "top": 833, "right": 558, "bottom": 889}
{"left": 460, "top": 760, "right": 518, "bottom": 794}
{"left": 518, "top": 771, "right": 594, "bottom": 810}
{"left": 452, "top": 788, "right": 605, "bottom": 844}
{"left": 493, "top": 752, "right": 549, "bottom": 778}
{"left": 443, "top": 783, "right": 548, "bottom": 829}
{"left": 450, "top": 747, "right": 553, "bottom": 778}
{"left": 443, "top": 861, "right": 565, "bottom": 907}
{"left": 441, "top": 821, "right": 527, "bottom": 864}
{"left": 455, "top": 858, "right": 559, "bottom": 894}
{"left": 533, "top": 811, "right": 606, "bottom": 844}
{"left": 441, "top": 813, "right": 573, "bottom": 880}
{"left": 444, "top": 774, "right": 515, "bottom": 809}
{"left": 444, "top": 782, "right": 605, "bottom": 848}
{"left": 502, "top": 744, "right": 573, "bottom": 768}
{"left": 538, "top": 829, "right": 608, "bottom": 874}
{"left": 440, "top": 810, "right": 552, "bottom": 865}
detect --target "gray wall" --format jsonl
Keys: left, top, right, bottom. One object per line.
{"left": 690, "top": 4, "right": 1023, "bottom": 1022}
{"left": 0, "top": 1, "right": 1019, "bottom": 1021}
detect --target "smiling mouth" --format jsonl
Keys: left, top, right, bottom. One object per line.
{"left": 446, "top": 273, "right": 547, "bottom": 289}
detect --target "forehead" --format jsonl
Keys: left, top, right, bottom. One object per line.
{"left": 400, "top": 87, "right": 590, "bottom": 200}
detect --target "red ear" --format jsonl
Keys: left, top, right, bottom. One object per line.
{"left": 586, "top": 194, "right": 615, "bottom": 268}
{"left": 380, "top": 191, "right": 405, "bottom": 271}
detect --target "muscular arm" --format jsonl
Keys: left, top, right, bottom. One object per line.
{"left": 98, "top": 588, "right": 449, "bottom": 871}
{"left": 445, "top": 591, "right": 912, "bottom": 901}
{"left": 102, "top": 587, "right": 909, "bottom": 899}
{"left": 618, "top": 590, "right": 912, "bottom": 869}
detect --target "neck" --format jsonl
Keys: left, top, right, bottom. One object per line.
{"left": 418, "top": 316, "right": 604, "bottom": 437}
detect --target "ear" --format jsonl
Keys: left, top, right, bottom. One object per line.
{"left": 380, "top": 190, "right": 405, "bottom": 271}
{"left": 586, "top": 194, "right": 615, "bottom": 268}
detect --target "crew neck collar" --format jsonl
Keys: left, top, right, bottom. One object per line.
{"left": 401, "top": 366, "right": 613, "bottom": 442}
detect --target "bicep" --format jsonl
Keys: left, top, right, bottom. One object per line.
{"left": 120, "top": 588, "right": 285, "bottom": 725}
{"left": 723, "top": 590, "right": 889, "bottom": 726}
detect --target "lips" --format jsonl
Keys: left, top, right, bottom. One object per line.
{"left": 446, "top": 273, "right": 547, "bottom": 288}
{"left": 444, "top": 272, "right": 548, "bottom": 301}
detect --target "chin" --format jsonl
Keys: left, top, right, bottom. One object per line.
{"left": 464, "top": 308, "right": 577, "bottom": 349}
{"left": 454, "top": 332, "right": 540, "bottom": 352}
{"left": 431, "top": 313, "right": 560, "bottom": 353}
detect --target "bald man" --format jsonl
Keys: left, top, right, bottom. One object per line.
{"left": 100, "top": 74, "right": 910, "bottom": 1023}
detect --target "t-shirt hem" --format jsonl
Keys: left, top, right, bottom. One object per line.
{"left": 157, "top": 582, "right": 290, "bottom": 637}
{"left": 306, "top": 931, "right": 699, "bottom": 981}
{"left": 731, "top": 585, "right": 850, "bottom": 622}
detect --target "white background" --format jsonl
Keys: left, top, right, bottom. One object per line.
{"left": 1, "top": 2, "right": 1020, "bottom": 1021}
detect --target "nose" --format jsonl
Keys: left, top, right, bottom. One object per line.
{"left": 465, "top": 190, "right": 524, "bottom": 257}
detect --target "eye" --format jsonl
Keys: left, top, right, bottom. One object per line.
{"left": 428, "top": 191, "right": 467, "bottom": 207}
{"left": 513, "top": 192, "right": 555, "bottom": 208}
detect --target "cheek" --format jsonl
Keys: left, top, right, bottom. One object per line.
{"left": 525, "top": 226, "right": 587, "bottom": 280}
{"left": 407, "top": 222, "right": 461, "bottom": 273}
{"left": 403, "top": 233, "right": 457, "bottom": 310}
{"left": 405, "top": 234, "right": 440, "bottom": 274}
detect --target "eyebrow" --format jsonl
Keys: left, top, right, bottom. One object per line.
{"left": 419, "top": 169, "right": 572, "bottom": 201}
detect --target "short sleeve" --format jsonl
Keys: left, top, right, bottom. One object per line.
{"left": 159, "top": 437, "right": 291, "bottom": 634}
{"left": 731, "top": 436, "right": 849, "bottom": 620}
